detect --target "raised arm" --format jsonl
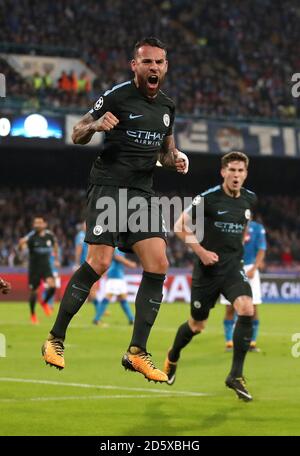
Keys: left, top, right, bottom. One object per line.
{"left": 72, "top": 112, "right": 119, "bottom": 145}
{"left": 158, "top": 135, "right": 189, "bottom": 174}
{"left": 158, "top": 135, "right": 177, "bottom": 168}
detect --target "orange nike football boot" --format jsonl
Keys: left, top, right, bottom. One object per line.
{"left": 122, "top": 346, "right": 167, "bottom": 383}
{"left": 42, "top": 333, "right": 65, "bottom": 370}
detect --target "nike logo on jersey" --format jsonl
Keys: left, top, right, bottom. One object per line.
{"left": 217, "top": 210, "right": 229, "bottom": 215}
{"left": 129, "top": 114, "right": 143, "bottom": 119}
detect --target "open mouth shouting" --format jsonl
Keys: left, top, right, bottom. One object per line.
{"left": 147, "top": 74, "right": 159, "bottom": 91}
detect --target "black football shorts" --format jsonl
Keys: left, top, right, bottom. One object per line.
{"left": 190, "top": 259, "right": 252, "bottom": 321}
{"left": 29, "top": 262, "right": 53, "bottom": 290}
{"left": 85, "top": 184, "right": 167, "bottom": 252}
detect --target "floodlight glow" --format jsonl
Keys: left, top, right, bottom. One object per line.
{"left": 24, "top": 114, "right": 48, "bottom": 138}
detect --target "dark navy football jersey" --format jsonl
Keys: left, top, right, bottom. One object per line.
{"left": 89, "top": 80, "right": 175, "bottom": 192}
{"left": 26, "top": 230, "right": 56, "bottom": 266}
{"left": 187, "top": 185, "right": 257, "bottom": 270}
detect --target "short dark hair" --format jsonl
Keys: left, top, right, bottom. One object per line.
{"left": 221, "top": 151, "right": 249, "bottom": 169}
{"left": 133, "top": 37, "right": 167, "bottom": 58}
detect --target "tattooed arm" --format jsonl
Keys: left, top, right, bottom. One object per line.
{"left": 158, "top": 135, "right": 189, "bottom": 173}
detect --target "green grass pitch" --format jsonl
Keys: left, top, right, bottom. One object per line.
{"left": 0, "top": 301, "right": 300, "bottom": 436}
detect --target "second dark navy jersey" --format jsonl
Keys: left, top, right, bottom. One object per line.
{"left": 188, "top": 185, "right": 257, "bottom": 272}
{"left": 89, "top": 80, "right": 175, "bottom": 192}
{"left": 26, "top": 230, "right": 56, "bottom": 265}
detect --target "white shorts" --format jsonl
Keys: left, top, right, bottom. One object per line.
{"left": 53, "top": 272, "right": 61, "bottom": 288}
{"left": 220, "top": 264, "right": 262, "bottom": 305}
{"left": 105, "top": 278, "right": 127, "bottom": 296}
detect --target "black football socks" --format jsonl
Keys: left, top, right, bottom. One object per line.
{"left": 129, "top": 271, "right": 165, "bottom": 352}
{"left": 168, "top": 321, "right": 197, "bottom": 362}
{"left": 230, "top": 315, "right": 253, "bottom": 377}
{"left": 51, "top": 261, "right": 99, "bottom": 339}
{"left": 29, "top": 290, "right": 37, "bottom": 315}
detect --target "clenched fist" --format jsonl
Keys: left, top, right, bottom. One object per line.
{"left": 95, "top": 111, "right": 119, "bottom": 132}
{"left": 175, "top": 150, "right": 189, "bottom": 174}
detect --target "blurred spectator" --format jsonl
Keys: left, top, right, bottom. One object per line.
{"left": 69, "top": 71, "right": 78, "bottom": 92}
{"left": 281, "top": 245, "right": 294, "bottom": 268}
{"left": 0, "top": 0, "right": 298, "bottom": 118}
{"left": 77, "top": 71, "right": 92, "bottom": 93}
{"left": 58, "top": 71, "right": 72, "bottom": 92}
{"left": 43, "top": 68, "right": 53, "bottom": 89}
{"left": 32, "top": 72, "right": 43, "bottom": 91}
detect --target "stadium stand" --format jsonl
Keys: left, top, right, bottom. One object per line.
{"left": 1, "top": 0, "right": 299, "bottom": 117}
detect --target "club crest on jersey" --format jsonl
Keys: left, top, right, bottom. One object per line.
{"left": 245, "top": 209, "right": 251, "bottom": 220}
{"left": 46, "top": 240, "right": 52, "bottom": 246}
{"left": 94, "top": 97, "right": 104, "bottom": 111}
{"left": 192, "top": 195, "right": 201, "bottom": 206}
{"left": 93, "top": 225, "right": 103, "bottom": 236}
{"left": 163, "top": 113, "right": 170, "bottom": 127}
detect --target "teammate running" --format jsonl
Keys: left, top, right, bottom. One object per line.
{"left": 164, "top": 151, "right": 256, "bottom": 401}
{"left": 19, "top": 217, "right": 58, "bottom": 324}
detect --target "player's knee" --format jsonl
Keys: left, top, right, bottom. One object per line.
{"left": 145, "top": 255, "right": 169, "bottom": 274}
{"left": 188, "top": 318, "right": 205, "bottom": 334}
{"left": 244, "top": 305, "right": 254, "bottom": 317}
{"left": 156, "top": 256, "right": 169, "bottom": 273}
{"left": 234, "top": 296, "right": 254, "bottom": 316}
{"left": 87, "top": 256, "right": 111, "bottom": 275}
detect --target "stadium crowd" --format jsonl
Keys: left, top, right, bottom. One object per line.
{"left": 1, "top": 0, "right": 298, "bottom": 118}
{"left": 0, "top": 188, "right": 300, "bottom": 270}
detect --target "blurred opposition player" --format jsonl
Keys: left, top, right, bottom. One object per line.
{"left": 93, "top": 248, "right": 136, "bottom": 326}
{"left": 74, "top": 221, "right": 99, "bottom": 310}
{"left": 19, "top": 217, "right": 59, "bottom": 324}
{"left": 42, "top": 248, "right": 61, "bottom": 309}
{"left": 0, "top": 277, "right": 11, "bottom": 294}
{"left": 221, "top": 218, "right": 267, "bottom": 352}
{"left": 42, "top": 222, "right": 62, "bottom": 309}
{"left": 164, "top": 152, "right": 256, "bottom": 401}
{"left": 74, "top": 222, "right": 88, "bottom": 268}
{"left": 42, "top": 37, "right": 189, "bottom": 382}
